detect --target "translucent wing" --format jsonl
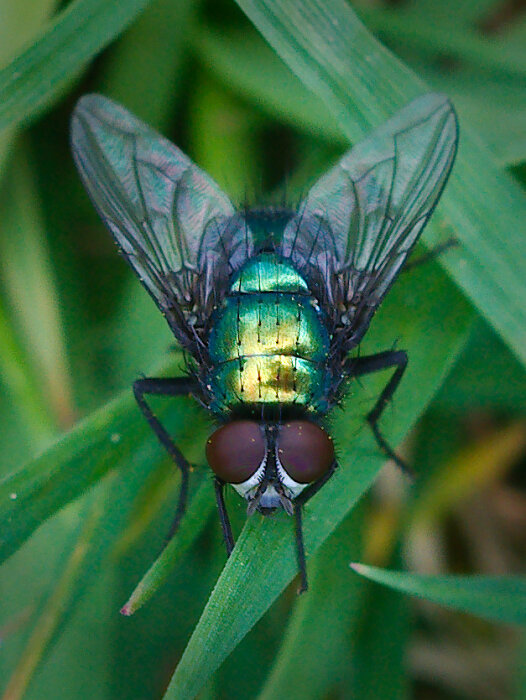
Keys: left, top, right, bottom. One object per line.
{"left": 282, "top": 94, "right": 458, "bottom": 349}
{"left": 71, "top": 94, "right": 247, "bottom": 354}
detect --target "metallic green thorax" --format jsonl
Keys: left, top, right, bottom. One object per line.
{"left": 207, "top": 253, "right": 332, "bottom": 415}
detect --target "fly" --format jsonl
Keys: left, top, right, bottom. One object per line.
{"left": 70, "top": 93, "right": 458, "bottom": 592}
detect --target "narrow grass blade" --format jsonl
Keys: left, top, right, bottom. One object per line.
{"left": 0, "top": 143, "right": 75, "bottom": 429}
{"left": 0, "top": 0, "right": 155, "bottom": 132}
{"left": 0, "top": 372, "right": 205, "bottom": 565}
{"left": 257, "top": 503, "right": 366, "bottom": 700}
{"left": 0, "top": 300, "right": 53, "bottom": 449}
{"left": 0, "top": 0, "right": 57, "bottom": 173}
{"left": 99, "top": 0, "right": 197, "bottom": 131}
{"left": 193, "top": 29, "right": 345, "bottom": 145}
{"left": 1, "top": 495, "right": 105, "bottom": 700}
{"left": 351, "top": 565, "right": 526, "bottom": 626}
{"left": 121, "top": 473, "right": 214, "bottom": 616}
{"left": 353, "top": 551, "right": 411, "bottom": 700}
{"left": 358, "top": 4, "right": 526, "bottom": 79}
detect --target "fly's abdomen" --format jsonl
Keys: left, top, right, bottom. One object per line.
{"left": 207, "top": 253, "right": 332, "bottom": 414}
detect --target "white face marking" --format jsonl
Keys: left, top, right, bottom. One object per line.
{"left": 231, "top": 462, "right": 265, "bottom": 499}
{"left": 231, "top": 445, "right": 307, "bottom": 507}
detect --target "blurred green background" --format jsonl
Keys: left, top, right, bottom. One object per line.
{"left": 0, "top": 0, "right": 525, "bottom": 698}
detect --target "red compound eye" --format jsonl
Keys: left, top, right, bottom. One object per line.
{"left": 206, "top": 421, "right": 265, "bottom": 484}
{"left": 278, "top": 421, "right": 334, "bottom": 483}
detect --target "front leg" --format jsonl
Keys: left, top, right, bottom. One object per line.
{"left": 214, "top": 479, "right": 235, "bottom": 556}
{"left": 293, "top": 461, "right": 338, "bottom": 593}
{"left": 133, "top": 376, "right": 198, "bottom": 544}
{"left": 345, "top": 350, "right": 413, "bottom": 476}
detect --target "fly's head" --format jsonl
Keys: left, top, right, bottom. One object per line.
{"left": 206, "top": 419, "right": 335, "bottom": 514}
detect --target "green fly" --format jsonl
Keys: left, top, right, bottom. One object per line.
{"left": 71, "top": 93, "right": 458, "bottom": 591}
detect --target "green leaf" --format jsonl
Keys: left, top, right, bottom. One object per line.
{"left": 99, "top": 0, "right": 197, "bottom": 132}
{"left": 164, "top": 260, "right": 473, "bottom": 699}
{"left": 120, "top": 473, "right": 214, "bottom": 616}
{"left": 0, "top": 142, "right": 75, "bottom": 431}
{"left": 435, "top": 320, "right": 526, "bottom": 411}
{"left": 234, "top": 0, "right": 526, "bottom": 368}
{"left": 357, "top": 4, "right": 526, "bottom": 79}
{"left": 351, "top": 564, "right": 526, "bottom": 627}
{"left": 187, "top": 72, "right": 264, "bottom": 201}
{"left": 194, "top": 25, "right": 526, "bottom": 167}
{"left": 0, "top": 0, "right": 57, "bottom": 174}
{"left": 1, "top": 493, "right": 106, "bottom": 700}
{"left": 0, "top": 299, "right": 53, "bottom": 451}
{"left": 0, "top": 0, "right": 155, "bottom": 132}
{"left": 353, "top": 550, "right": 411, "bottom": 700}
{"left": 0, "top": 372, "right": 208, "bottom": 565}
{"left": 257, "top": 503, "right": 366, "bottom": 700}
{"left": 193, "top": 28, "right": 346, "bottom": 146}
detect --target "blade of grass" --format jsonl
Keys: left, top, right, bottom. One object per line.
{"left": 0, "top": 0, "right": 57, "bottom": 174}
{"left": 0, "top": 0, "right": 156, "bottom": 133}
{"left": 0, "top": 370, "right": 209, "bottom": 565}
{"left": 188, "top": 72, "right": 264, "bottom": 202}
{"left": 257, "top": 503, "right": 366, "bottom": 700}
{"left": 193, "top": 28, "right": 346, "bottom": 146}
{"left": 0, "top": 300, "right": 54, "bottom": 449}
{"left": 351, "top": 565, "right": 526, "bottom": 626}
{"left": 234, "top": 0, "right": 526, "bottom": 367}
{"left": 435, "top": 320, "right": 526, "bottom": 411}
{"left": 120, "top": 473, "right": 214, "bottom": 616}
{"left": 1, "top": 493, "right": 105, "bottom": 700}
{"left": 357, "top": 4, "right": 526, "bottom": 78}
{"left": 99, "top": 0, "right": 196, "bottom": 132}
{"left": 353, "top": 549, "right": 411, "bottom": 700}
{"left": 0, "top": 141, "right": 75, "bottom": 429}
{"left": 194, "top": 27, "right": 525, "bottom": 167}
{"left": 164, "top": 259, "right": 473, "bottom": 699}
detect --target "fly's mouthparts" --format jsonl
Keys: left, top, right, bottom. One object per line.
{"left": 246, "top": 480, "right": 268, "bottom": 516}
{"left": 275, "top": 483, "right": 294, "bottom": 516}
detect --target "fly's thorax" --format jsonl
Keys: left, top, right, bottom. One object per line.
{"left": 205, "top": 253, "right": 333, "bottom": 414}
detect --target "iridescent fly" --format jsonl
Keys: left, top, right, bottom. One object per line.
{"left": 71, "top": 94, "right": 457, "bottom": 591}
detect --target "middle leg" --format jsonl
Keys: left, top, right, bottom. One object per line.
{"left": 345, "top": 350, "right": 413, "bottom": 476}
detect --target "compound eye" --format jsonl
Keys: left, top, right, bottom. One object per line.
{"left": 206, "top": 421, "right": 265, "bottom": 484}
{"left": 278, "top": 421, "right": 334, "bottom": 483}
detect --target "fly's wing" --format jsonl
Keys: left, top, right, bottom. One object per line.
{"left": 282, "top": 94, "right": 458, "bottom": 349}
{"left": 71, "top": 94, "right": 247, "bottom": 355}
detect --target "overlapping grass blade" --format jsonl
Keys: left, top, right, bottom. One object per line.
{"left": 0, "top": 143, "right": 75, "bottom": 430}
{"left": 193, "top": 27, "right": 525, "bottom": 166}
{"left": 351, "top": 565, "right": 526, "bottom": 626}
{"left": 358, "top": 4, "right": 526, "bottom": 78}
{"left": 1, "top": 494, "right": 106, "bottom": 700}
{"left": 0, "top": 0, "right": 155, "bottom": 132}
{"left": 120, "top": 473, "right": 214, "bottom": 615}
{"left": 0, "top": 371, "right": 208, "bottom": 565}
{"left": 257, "top": 504, "right": 366, "bottom": 700}
{"left": 353, "top": 552, "right": 411, "bottom": 700}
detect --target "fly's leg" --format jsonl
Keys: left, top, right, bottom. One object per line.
{"left": 346, "top": 350, "right": 414, "bottom": 477}
{"left": 133, "top": 377, "right": 198, "bottom": 546}
{"left": 294, "top": 504, "right": 307, "bottom": 594}
{"left": 295, "top": 461, "right": 338, "bottom": 507}
{"left": 293, "top": 462, "right": 338, "bottom": 593}
{"left": 214, "top": 479, "right": 235, "bottom": 555}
